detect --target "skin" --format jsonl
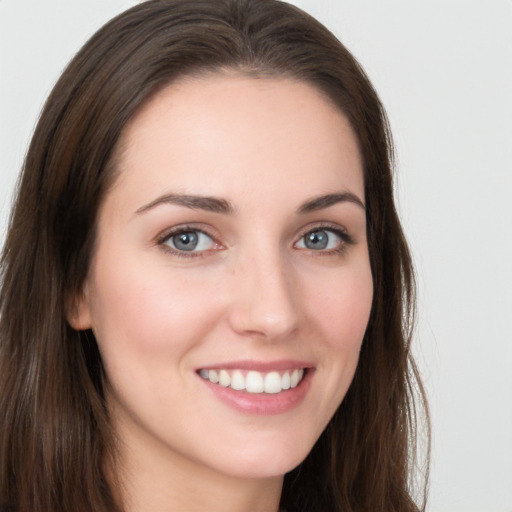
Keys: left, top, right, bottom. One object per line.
{"left": 70, "top": 74, "right": 373, "bottom": 512}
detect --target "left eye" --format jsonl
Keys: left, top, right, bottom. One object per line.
{"left": 163, "top": 230, "right": 216, "bottom": 252}
{"left": 295, "top": 229, "right": 343, "bottom": 251}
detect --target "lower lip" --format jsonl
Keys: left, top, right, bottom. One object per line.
{"left": 198, "top": 369, "right": 313, "bottom": 415}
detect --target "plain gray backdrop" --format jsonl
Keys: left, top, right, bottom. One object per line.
{"left": 1, "top": 1, "right": 511, "bottom": 511}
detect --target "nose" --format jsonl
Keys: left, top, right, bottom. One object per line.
{"left": 227, "top": 248, "right": 299, "bottom": 341}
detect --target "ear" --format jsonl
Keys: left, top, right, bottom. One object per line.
{"left": 66, "top": 283, "right": 93, "bottom": 331}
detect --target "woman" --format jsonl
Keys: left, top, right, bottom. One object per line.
{"left": 0, "top": 0, "right": 429, "bottom": 511}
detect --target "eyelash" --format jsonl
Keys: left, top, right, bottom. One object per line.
{"left": 295, "top": 223, "right": 355, "bottom": 256}
{"left": 156, "top": 223, "right": 355, "bottom": 259}
{"left": 156, "top": 224, "right": 220, "bottom": 259}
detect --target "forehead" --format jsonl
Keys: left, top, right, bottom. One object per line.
{"left": 110, "top": 74, "right": 364, "bottom": 211}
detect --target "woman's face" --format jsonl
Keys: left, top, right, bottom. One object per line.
{"left": 72, "top": 75, "right": 373, "bottom": 480}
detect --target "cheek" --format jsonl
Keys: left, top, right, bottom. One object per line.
{"left": 307, "top": 261, "right": 372, "bottom": 393}
{"left": 308, "top": 263, "right": 373, "bottom": 350}
{"left": 295, "top": 261, "right": 373, "bottom": 439}
{"left": 87, "top": 251, "right": 224, "bottom": 363}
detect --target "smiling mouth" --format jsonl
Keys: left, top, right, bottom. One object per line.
{"left": 198, "top": 368, "right": 306, "bottom": 394}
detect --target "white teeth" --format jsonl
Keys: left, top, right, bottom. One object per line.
{"left": 264, "top": 371, "right": 282, "bottom": 394}
{"left": 200, "top": 368, "right": 306, "bottom": 394}
{"left": 246, "top": 371, "right": 264, "bottom": 393}
{"left": 290, "top": 369, "right": 304, "bottom": 389}
{"left": 281, "top": 371, "right": 291, "bottom": 390}
{"left": 231, "top": 370, "right": 245, "bottom": 391}
{"left": 219, "top": 369, "right": 231, "bottom": 387}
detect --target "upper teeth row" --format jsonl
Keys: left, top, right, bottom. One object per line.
{"left": 199, "top": 369, "right": 305, "bottom": 394}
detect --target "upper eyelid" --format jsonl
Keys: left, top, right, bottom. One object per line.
{"left": 294, "top": 223, "right": 355, "bottom": 249}
{"left": 295, "top": 222, "right": 350, "bottom": 238}
{"left": 156, "top": 224, "right": 220, "bottom": 244}
{"left": 156, "top": 226, "right": 223, "bottom": 258}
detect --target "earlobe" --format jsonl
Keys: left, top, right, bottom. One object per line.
{"left": 66, "top": 285, "right": 93, "bottom": 331}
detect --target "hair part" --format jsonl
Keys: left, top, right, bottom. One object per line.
{"left": 0, "top": 1, "right": 429, "bottom": 511}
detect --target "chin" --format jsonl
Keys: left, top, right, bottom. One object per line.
{"left": 201, "top": 430, "right": 316, "bottom": 480}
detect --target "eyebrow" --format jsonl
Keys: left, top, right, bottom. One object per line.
{"left": 298, "top": 192, "right": 365, "bottom": 213}
{"left": 135, "top": 193, "right": 235, "bottom": 215}
{"left": 135, "top": 191, "right": 365, "bottom": 216}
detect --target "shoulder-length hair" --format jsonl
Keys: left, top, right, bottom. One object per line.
{"left": 0, "top": 1, "right": 429, "bottom": 511}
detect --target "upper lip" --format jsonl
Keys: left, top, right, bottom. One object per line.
{"left": 196, "top": 359, "right": 313, "bottom": 372}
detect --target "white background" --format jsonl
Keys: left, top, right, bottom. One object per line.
{"left": 1, "top": 1, "right": 511, "bottom": 511}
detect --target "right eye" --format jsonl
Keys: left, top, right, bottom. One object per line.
{"left": 160, "top": 229, "right": 219, "bottom": 254}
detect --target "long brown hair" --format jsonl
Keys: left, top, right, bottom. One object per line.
{"left": 0, "top": 1, "right": 429, "bottom": 510}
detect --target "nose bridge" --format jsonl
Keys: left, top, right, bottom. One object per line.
{"left": 228, "top": 241, "right": 299, "bottom": 339}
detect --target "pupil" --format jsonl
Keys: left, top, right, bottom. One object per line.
{"left": 306, "top": 231, "right": 328, "bottom": 250}
{"left": 173, "top": 232, "right": 198, "bottom": 251}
